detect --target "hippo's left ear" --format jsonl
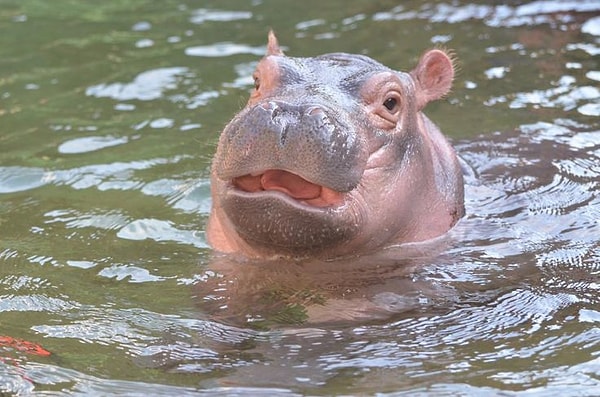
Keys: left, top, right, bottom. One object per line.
{"left": 410, "top": 49, "right": 454, "bottom": 110}
{"left": 266, "top": 30, "right": 284, "bottom": 56}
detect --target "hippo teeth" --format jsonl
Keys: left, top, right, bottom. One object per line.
{"left": 232, "top": 170, "right": 343, "bottom": 207}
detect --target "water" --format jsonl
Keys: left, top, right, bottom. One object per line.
{"left": 0, "top": 0, "right": 599, "bottom": 395}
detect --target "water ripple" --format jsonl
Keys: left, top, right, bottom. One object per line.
{"left": 33, "top": 308, "right": 163, "bottom": 346}
{"left": 374, "top": 1, "right": 600, "bottom": 28}
{"left": 0, "top": 361, "right": 35, "bottom": 396}
{"left": 0, "top": 294, "right": 79, "bottom": 313}
{"left": 58, "top": 135, "right": 130, "bottom": 154}
{"left": 116, "top": 218, "right": 207, "bottom": 248}
{"left": 526, "top": 175, "right": 595, "bottom": 216}
{"left": 86, "top": 67, "right": 189, "bottom": 101}
{"left": 0, "top": 275, "right": 52, "bottom": 291}
{"left": 556, "top": 156, "right": 600, "bottom": 180}
{"left": 141, "top": 178, "right": 211, "bottom": 213}
{"left": 432, "top": 289, "right": 579, "bottom": 344}
{"left": 0, "top": 156, "right": 190, "bottom": 195}
{"left": 189, "top": 8, "right": 253, "bottom": 24}
{"left": 185, "top": 43, "right": 266, "bottom": 57}
{"left": 22, "top": 362, "right": 207, "bottom": 396}
{"left": 98, "top": 264, "right": 167, "bottom": 283}
{"left": 489, "top": 355, "right": 600, "bottom": 391}
{"left": 44, "top": 209, "right": 129, "bottom": 231}
{"left": 0, "top": 167, "right": 46, "bottom": 194}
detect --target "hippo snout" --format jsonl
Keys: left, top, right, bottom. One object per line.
{"left": 258, "top": 100, "right": 333, "bottom": 147}
{"left": 214, "top": 99, "right": 368, "bottom": 194}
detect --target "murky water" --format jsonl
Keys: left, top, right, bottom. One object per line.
{"left": 0, "top": 0, "right": 599, "bottom": 395}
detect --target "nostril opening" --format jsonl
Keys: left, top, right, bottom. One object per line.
{"left": 260, "top": 101, "right": 282, "bottom": 119}
{"left": 306, "top": 106, "right": 325, "bottom": 116}
{"left": 260, "top": 101, "right": 279, "bottom": 111}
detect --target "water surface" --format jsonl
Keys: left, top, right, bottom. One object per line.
{"left": 0, "top": 1, "right": 599, "bottom": 395}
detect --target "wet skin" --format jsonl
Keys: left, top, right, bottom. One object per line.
{"left": 207, "top": 32, "right": 464, "bottom": 259}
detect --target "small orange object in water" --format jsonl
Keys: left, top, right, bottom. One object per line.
{"left": 0, "top": 336, "right": 51, "bottom": 357}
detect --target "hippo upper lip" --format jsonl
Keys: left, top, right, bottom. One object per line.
{"left": 213, "top": 99, "right": 368, "bottom": 194}
{"left": 229, "top": 169, "right": 345, "bottom": 208}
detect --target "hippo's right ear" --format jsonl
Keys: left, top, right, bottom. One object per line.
{"left": 267, "top": 30, "right": 284, "bottom": 56}
{"left": 410, "top": 49, "right": 454, "bottom": 110}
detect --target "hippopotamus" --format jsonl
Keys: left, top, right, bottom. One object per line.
{"left": 207, "top": 32, "right": 464, "bottom": 259}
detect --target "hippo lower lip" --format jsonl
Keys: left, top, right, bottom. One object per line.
{"left": 230, "top": 169, "right": 344, "bottom": 208}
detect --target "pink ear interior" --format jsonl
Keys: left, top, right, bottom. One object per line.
{"left": 411, "top": 49, "right": 454, "bottom": 110}
{"left": 267, "top": 30, "right": 284, "bottom": 56}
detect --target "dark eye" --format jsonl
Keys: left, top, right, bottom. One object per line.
{"left": 253, "top": 76, "right": 260, "bottom": 90}
{"left": 383, "top": 97, "right": 398, "bottom": 112}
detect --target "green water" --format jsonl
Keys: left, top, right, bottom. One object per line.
{"left": 1, "top": 1, "right": 599, "bottom": 395}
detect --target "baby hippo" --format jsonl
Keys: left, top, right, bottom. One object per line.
{"left": 207, "top": 32, "right": 464, "bottom": 259}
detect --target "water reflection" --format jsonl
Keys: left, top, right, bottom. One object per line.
{"left": 189, "top": 9, "right": 253, "bottom": 25}
{"left": 374, "top": 1, "right": 600, "bottom": 28}
{"left": 185, "top": 43, "right": 266, "bottom": 58}
{"left": 86, "top": 67, "right": 190, "bottom": 101}
{"left": 117, "top": 218, "right": 207, "bottom": 248}
{"left": 0, "top": 156, "right": 193, "bottom": 193}
{"left": 58, "top": 135, "right": 130, "bottom": 154}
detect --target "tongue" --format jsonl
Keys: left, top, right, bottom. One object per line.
{"left": 260, "top": 170, "right": 321, "bottom": 200}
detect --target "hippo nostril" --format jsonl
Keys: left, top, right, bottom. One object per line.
{"left": 260, "top": 101, "right": 283, "bottom": 121}
{"left": 305, "top": 106, "right": 335, "bottom": 135}
{"left": 260, "top": 101, "right": 277, "bottom": 111}
{"left": 305, "top": 106, "right": 325, "bottom": 117}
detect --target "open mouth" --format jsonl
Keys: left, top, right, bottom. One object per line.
{"left": 231, "top": 169, "right": 344, "bottom": 208}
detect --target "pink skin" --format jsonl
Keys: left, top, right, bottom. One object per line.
{"left": 207, "top": 32, "right": 464, "bottom": 259}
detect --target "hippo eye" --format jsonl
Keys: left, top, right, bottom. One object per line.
{"left": 383, "top": 97, "right": 398, "bottom": 112}
{"left": 253, "top": 76, "right": 261, "bottom": 91}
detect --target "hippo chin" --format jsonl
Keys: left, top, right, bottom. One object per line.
{"left": 207, "top": 32, "right": 464, "bottom": 259}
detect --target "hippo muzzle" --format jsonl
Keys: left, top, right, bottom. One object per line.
{"left": 212, "top": 99, "right": 368, "bottom": 253}
{"left": 215, "top": 100, "right": 367, "bottom": 193}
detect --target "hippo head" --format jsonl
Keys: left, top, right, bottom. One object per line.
{"left": 207, "top": 32, "right": 464, "bottom": 259}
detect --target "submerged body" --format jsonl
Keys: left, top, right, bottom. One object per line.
{"left": 207, "top": 32, "right": 464, "bottom": 259}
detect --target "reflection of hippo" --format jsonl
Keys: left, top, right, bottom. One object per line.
{"left": 207, "top": 32, "right": 464, "bottom": 258}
